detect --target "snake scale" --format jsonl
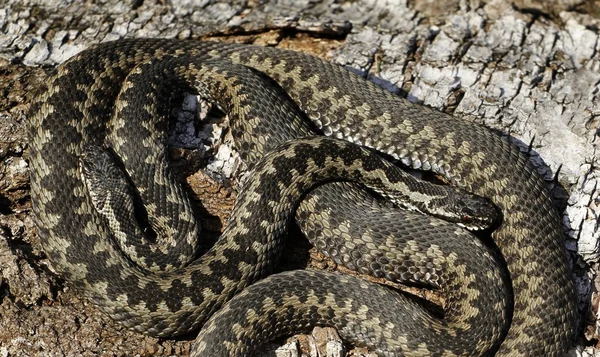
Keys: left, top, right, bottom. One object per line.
{"left": 28, "top": 38, "right": 577, "bottom": 356}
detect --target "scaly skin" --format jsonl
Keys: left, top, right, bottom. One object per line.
{"left": 29, "top": 38, "right": 576, "bottom": 356}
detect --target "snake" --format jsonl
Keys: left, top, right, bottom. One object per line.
{"left": 28, "top": 38, "right": 577, "bottom": 356}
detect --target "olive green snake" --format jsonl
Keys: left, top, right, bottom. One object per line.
{"left": 28, "top": 38, "right": 577, "bottom": 356}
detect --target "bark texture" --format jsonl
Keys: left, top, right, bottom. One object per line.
{"left": 0, "top": 0, "right": 598, "bottom": 356}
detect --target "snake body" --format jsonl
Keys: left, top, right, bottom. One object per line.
{"left": 29, "top": 39, "right": 576, "bottom": 356}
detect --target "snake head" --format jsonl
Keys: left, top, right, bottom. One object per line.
{"left": 454, "top": 196, "right": 500, "bottom": 231}
{"left": 427, "top": 188, "right": 500, "bottom": 231}
{"left": 79, "top": 145, "right": 134, "bottom": 216}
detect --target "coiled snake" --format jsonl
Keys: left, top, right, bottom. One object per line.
{"left": 29, "top": 38, "right": 576, "bottom": 356}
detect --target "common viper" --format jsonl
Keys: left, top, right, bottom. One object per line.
{"left": 29, "top": 38, "right": 576, "bottom": 356}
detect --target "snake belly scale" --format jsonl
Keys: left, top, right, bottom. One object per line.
{"left": 28, "top": 38, "right": 576, "bottom": 356}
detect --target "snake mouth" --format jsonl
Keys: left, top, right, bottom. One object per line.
{"left": 456, "top": 218, "right": 496, "bottom": 232}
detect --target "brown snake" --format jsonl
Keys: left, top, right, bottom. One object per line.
{"left": 28, "top": 38, "right": 577, "bottom": 356}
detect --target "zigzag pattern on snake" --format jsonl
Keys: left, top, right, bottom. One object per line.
{"left": 28, "top": 38, "right": 576, "bottom": 356}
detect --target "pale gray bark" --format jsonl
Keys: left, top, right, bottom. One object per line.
{"left": 0, "top": 0, "right": 598, "bottom": 356}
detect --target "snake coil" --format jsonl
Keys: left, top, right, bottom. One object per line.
{"left": 29, "top": 38, "right": 576, "bottom": 356}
